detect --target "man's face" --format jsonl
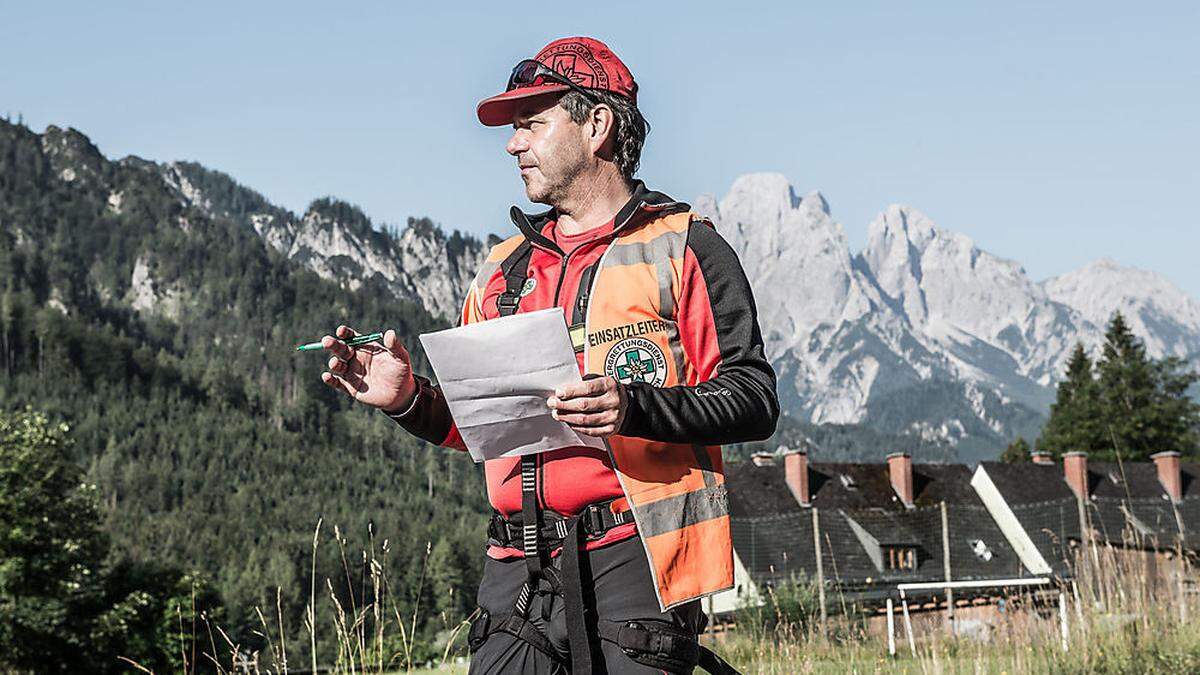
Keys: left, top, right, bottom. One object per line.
{"left": 506, "top": 94, "right": 590, "bottom": 205}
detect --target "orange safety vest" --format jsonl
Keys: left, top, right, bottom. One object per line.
{"left": 464, "top": 210, "right": 733, "bottom": 610}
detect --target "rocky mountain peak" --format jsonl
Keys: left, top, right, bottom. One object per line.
{"left": 41, "top": 125, "right": 105, "bottom": 184}
{"left": 287, "top": 201, "right": 486, "bottom": 322}
{"left": 862, "top": 204, "right": 1042, "bottom": 336}
{"left": 867, "top": 204, "right": 938, "bottom": 253}
{"left": 1043, "top": 259, "right": 1200, "bottom": 359}
{"left": 303, "top": 197, "right": 374, "bottom": 236}
{"left": 704, "top": 173, "right": 1200, "bottom": 457}
{"left": 801, "top": 189, "right": 831, "bottom": 216}
{"left": 719, "top": 173, "right": 799, "bottom": 227}
{"left": 146, "top": 156, "right": 487, "bottom": 321}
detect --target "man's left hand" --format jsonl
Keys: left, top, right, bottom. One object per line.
{"left": 547, "top": 376, "right": 628, "bottom": 438}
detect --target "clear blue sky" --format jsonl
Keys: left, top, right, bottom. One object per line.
{"left": 3, "top": 1, "right": 1198, "bottom": 295}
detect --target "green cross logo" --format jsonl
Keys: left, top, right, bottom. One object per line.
{"left": 605, "top": 337, "right": 668, "bottom": 387}
{"left": 615, "top": 348, "right": 657, "bottom": 382}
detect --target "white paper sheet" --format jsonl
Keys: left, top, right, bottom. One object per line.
{"left": 418, "top": 307, "right": 605, "bottom": 463}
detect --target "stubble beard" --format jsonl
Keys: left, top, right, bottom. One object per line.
{"left": 524, "top": 147, "right": 588, "bottom": 208}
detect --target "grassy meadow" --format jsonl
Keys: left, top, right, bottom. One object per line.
{"left": 155, "top": 524, "right": 1197, "bottom": 675}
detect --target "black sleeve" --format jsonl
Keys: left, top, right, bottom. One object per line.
{"left": 618, "top": 222, "right": 779, "bottom": 445}
{"left": 384, "top": 375, "right": 456, "bottom": 446}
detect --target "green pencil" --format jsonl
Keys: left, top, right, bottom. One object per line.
{"left": 295, "top": 331, "right": 385, "bottom": 352}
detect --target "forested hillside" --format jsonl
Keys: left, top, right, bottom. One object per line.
{"left": 0, "top": 117, "right": 968, "bottom": 669}
{"left": 0, "top": 119, "right": 487, "bottom": 666}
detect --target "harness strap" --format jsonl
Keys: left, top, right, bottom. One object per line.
{"left": 697, "top": 645, "right": 742, "bottom": 675}
{"left": 512, "top": 579, "right": 533, "bottom": 617}
{"left": 597, "top": 619, "right": 742, "bottom": 675}
{"left": 519, "top": 455, "right": 543, "bottom": 583}
{"left": 488, "top": 500, "right": 633, "bottom": 549}
{"left": 501, "top": 613, "right": 558, "bottom": 660}
{"left": 567, "top": 258, "right": 603, "bottom": 353}
{"left": 496, "top": 240, "right": 545, "bottom": 594}
{"left": 496, "top": 239, "right": 533, "bottom": 317}
{"left": 571, "top": 259, "right": 601, "bottom": 326}
{"left": 467, "top": 608, "right": 560, "bottom": 661}
{"left": 561, "top": 517, "right": 595, "bottom": 674}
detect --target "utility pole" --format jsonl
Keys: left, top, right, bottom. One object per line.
{"left": 1075, "top": 491, "right": 1091, "bottom": 584}
{"left": 941, "top": 501, "right": 954, "bottom": 626}
{"left": 812, "top": 507, "right": 827, "bottom": 626}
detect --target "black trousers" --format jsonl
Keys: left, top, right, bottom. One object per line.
{"left": 468, "top": 535, "right": 705, "bottom": 674}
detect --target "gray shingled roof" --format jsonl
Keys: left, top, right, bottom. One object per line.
{"left": 979, "top": 459, "right": 1200, "bottom": 560}
{"left": 976, "top": 462, "right": 1074, "bottom": 503}
{"left": 727, "top": 460, "right": 1028, "bottom": 599}
{"left": 1005, "top": 497, "right": 1080, "bottom": 576}
{"left": 728, "top": 454, "right": 1200, "bottom": 608}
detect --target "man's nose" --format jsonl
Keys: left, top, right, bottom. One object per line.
{"left": 506, "top": 129, "right": 529, "bottom": 156}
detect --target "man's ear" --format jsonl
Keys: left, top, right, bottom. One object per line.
{"left": 588, "top": 104, "right": 617, "bottom": 156}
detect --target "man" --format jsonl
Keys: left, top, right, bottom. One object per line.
{"left": 319, "top": 36, "right": 777, "bottom": 674}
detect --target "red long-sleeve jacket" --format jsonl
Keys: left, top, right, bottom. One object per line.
{"left": 390, "top": 183, "right": 778, "bottom": 560}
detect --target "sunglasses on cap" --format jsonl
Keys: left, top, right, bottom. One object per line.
{"left": 506, "top": 59, "right": 601, "bottom": 106}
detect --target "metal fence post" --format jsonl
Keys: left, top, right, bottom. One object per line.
{"left": 1058, "top": 590, "right": 1069, "bottom": 652}
{"left": 900, "top": 590, "right": 916, "bottom": 656}
{"left": 812, "top": 507, "right": 827, "bottom": 627}
{"left": 886, "top": 597, "right": 896, "bottom": 656}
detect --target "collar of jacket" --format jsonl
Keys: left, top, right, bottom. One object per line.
{"left": 508, "top": 180, "right": 690, "bottom": 255}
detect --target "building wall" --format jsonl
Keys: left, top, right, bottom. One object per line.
{"left": 710, "top": 549, "right": 759, "bottom": 615}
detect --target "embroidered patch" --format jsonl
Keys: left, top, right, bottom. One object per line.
{"left": 536, "top": 42, "right": 610, "bottom": 88}
{"left": 604, "top": 337, "right": 668, "bottom": 387}
{"left": 519, "top": 277, "right": 537, "bottom": 297}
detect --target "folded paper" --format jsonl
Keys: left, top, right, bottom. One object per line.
{"left": 419, "top": 307, "right": 605, "bottom": 463}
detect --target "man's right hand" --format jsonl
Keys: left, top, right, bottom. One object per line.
{"left": 320, "top": 325, "right": 417, "bottom": 413}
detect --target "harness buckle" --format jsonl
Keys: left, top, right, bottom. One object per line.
{"left": 488, "top": 514, "right": 524, "bottom": 547}
{"left": 467, "top": 609, "right": 491, "bottom": 652}
{"left": 621, "top": 620, "right": 645, "bottom": 657}
{"left": 584, "top": 504, "right": 606, "bottom": 537}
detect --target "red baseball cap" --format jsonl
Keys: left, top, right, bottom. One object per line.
{"left": 476, "top": 36, "right": 638, "bottom": 127}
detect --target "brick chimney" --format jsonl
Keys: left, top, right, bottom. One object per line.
{"left": 1030, "top": 451, "right": 1054, "bottom": 466}
{"left": 887, "top": 452, "right": 914, "bottom": 509}
{"left": 1151, "top": 451, "right": 1183, "bottom": 503}
{"left": 783, "top": 449, "right": 810, "bottom": 506}
{"left": 1063, "top": 451, "right": 1089, "bottom": 500}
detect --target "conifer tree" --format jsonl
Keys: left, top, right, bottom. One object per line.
{"left": 0, "top": 409, "right": 107, "bottom": 670}
{"left": 0, "top": 409, "right": 222, "bottom": 673}
{"left": 1039, "top": 313, "right": 1200, "bottom": 460}
{"left": 426, "top": 538, "right": 465, "bottom": 626}
{"left": 1094, "top": 312, "right": 1199, "bottom": 459}
{"left": 1095, "top": 312, "right": 1157, "bottom": 458}
{"left": 1000, "top": 437, "right": 1031, "bottom": 463}
{"left": 1038, "top": 342, "right": 1102, "bottom": 457}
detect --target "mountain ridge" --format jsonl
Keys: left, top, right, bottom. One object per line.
{"left": 10, "top": 122, "right": 1197, "bottom": 458}
{"left": 152, "top": 159, "right": 490, "bottom": 322}
{"left": 697, "top": 172, "right": 1200, "bottom": 457}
